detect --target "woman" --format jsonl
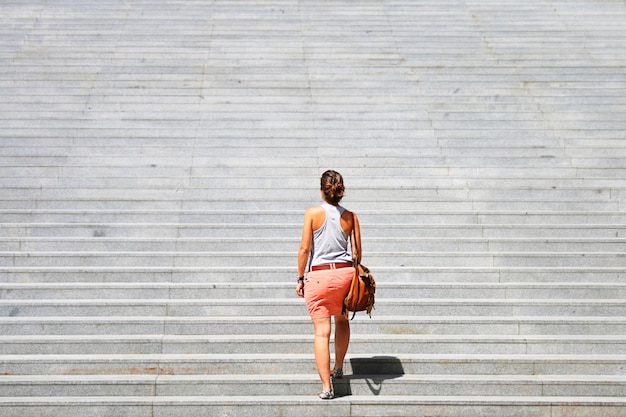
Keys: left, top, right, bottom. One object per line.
{"left": 296, "top": 170, "right": 361, "bottom": 400}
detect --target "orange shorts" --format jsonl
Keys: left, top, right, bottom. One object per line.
{"left": 304, "top": 267, "right": 355, "bottom": 319}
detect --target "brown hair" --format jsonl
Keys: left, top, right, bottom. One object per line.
{"left": 320, "top": 170, "right": 345, "bottom": 205}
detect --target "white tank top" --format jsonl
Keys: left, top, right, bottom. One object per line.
{"left": 310, "top": 203, "right": 353, "bottom": 267}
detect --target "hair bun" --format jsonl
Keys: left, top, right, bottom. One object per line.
{"left": 320, "top": 170, "right": 345, "bottom": 204}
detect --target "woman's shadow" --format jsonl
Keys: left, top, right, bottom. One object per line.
{"left": 334, "top": 356, "right": 405, "bottom": 397}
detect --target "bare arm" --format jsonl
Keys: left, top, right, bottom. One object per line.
{"left": 296, "top": 208, "right": 315, "bottom": 297}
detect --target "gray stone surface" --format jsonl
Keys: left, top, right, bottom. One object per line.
{"left": 1, "top": 0, "right": 626, "bottom": 415}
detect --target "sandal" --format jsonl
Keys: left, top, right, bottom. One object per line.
{"left": 319, "top": 389, "right": 334, "bottom": 400}
{"left": 319, "top": 378, "right": 334, "bottom": 400}
{"left": 331, "top": 368, "right": 343, "bottom": 380}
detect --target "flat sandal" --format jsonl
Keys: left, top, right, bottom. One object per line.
{"left": 319, "top": 389, "right": 334, "bottom": 400}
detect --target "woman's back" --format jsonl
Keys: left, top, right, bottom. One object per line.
{"left": 310, "top": 203, "right": 352, "bottom": 266}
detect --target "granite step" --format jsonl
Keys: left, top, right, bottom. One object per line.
{"left": 3, "top": 186, "right": 624, "bottom": 203}
{"left": 2, "top": 188, "right": 622, "bottom": 205}
{"left": 1, "top": 374, "right": 625, "bottom": 398}
{"left": 1, "top": 208, "right": 625, "bottom": 222}
{"left": 1, "top": 298, "right": 624, "bottom": 318}
{"left": 0, "top": 395, "right": 624, "bottom": 417}
{"left": 1, "top": 353, "right": 625, "bottom": 376}
{"left": 3, "top": 164, "right": 624, "bottom": 180}
{"left": 1, "top": 316, "right": 625, "bottom": 336}
{"left": 1, "top": 334, "right": 624, "bottom": 355}
{"left": 2, "top": 251, "right": 624, "bottom": 268}
{"left": 2, "top": 221, "right": 625, "bottom": 238}
{"left": 0, "top": 212, "right": 616, "bottom": 231}
{"left": 1, "top": 237, "right": 624, "bottom": 253}
{"left": 1, "top": 266, "right": 623, "bottom": 284}
{"left": 0, "top": 198, "right": 620, "bottom": 211}
{"left": 3, "top": 282, "right": 625, "bottom": 299}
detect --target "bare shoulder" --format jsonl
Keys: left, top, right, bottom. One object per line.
{"left": 306, "top": 205, "right": 325, "bottom": 214}
{"left": 304, "top": 205, "right": 326, "bottom": 219}
{"left": 305, "top": 205, "right": 326, "bottom": 230}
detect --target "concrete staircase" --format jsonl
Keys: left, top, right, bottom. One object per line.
{"left": 1, "top": 0, "right": 626, "bottom": 416}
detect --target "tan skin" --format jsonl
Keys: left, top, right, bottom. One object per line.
{"left": 296, "top": 191, "right": 362, "bottom": 394}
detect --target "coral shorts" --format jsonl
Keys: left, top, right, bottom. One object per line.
{"left": 304, "top": 267, "right": 355, "bottom": 319}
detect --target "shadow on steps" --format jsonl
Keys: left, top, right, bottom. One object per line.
{"left": 335, "top": 356, "right": 405, "bottom": 397}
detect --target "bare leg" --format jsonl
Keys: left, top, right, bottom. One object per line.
{"left": 311, "top": 317, "right": 332, "bottom": 392}
{"left": 333, "top": 313, "right": 350, "bottom": 372}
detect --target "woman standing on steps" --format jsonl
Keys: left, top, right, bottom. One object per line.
{"left": 296, "top": 170, "right": 362, "bottom": 400}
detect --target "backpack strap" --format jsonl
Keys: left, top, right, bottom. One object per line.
{"left": 350, "top": 212, "right": 360, "bottom": 266}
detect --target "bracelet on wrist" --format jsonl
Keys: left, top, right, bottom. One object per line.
{"left": 297, "top": 276, "right": 304, "bottom": 283}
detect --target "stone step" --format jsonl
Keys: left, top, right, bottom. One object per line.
{"left": 7, "top": 154, "right": 619, "bottom": 169}
{"left": 2, "top": 142, "right": 613, "bottom": 161}
{"left": 2, "top": 221, "right": 625, "bottom": 238}
{"left": 1, "top": 374, "right": 625, "bottom": 398}
{"left": 0, "top": 132, "right": 617, "bottom": 147}
{"left": 1, "top": 298, "right": 624, "bottom": 318}
{"left": 0, "top": 159, "right": 582, "bottom": 176}
{"left": 1, "top": 237, "right": 624, "bottom": 252}
{"left": 2, "top": 187, "right": 623, "bottom": 204}
{"left": 0, "top": 148, "right": 621, "bottom": 169}
{"left": 0, "top": 395, "right": 625, "bottom": 417}
{"left": 0, "top": 167, "right": 624, "bottom": 186}
{"left": 3, "top": 164, "right": 624, "bottom": 180}
{"left": 0, "top": 198, "right": 620, "bottom": 211}
{"left": 3, "top": 187, "right": 623, "bottom": 205}
{"left": 1, "top": 267, "right": 623, "bottom": 284}
{"left": 1, "top": 334, "right": 624, "bottom": 355}
{"left": 2, "top": 251, "right": 624, "bottom": 267}
{"left": 1, "top": 208, "right": 624, "bottom": 222}
{"left": 0, "top": 149, "right": 614, "bottom": 163}
{"left": 1, "top": 353, "right": 625, "bottom": 376}
{"left": 1, "top": 175, "right": 625, "bottom": 191}
{"left": 3, "top": 282, "right": 624, "bottom": 300}
{"left": 1, "top": 316, "right": 624, "bottom": 336}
